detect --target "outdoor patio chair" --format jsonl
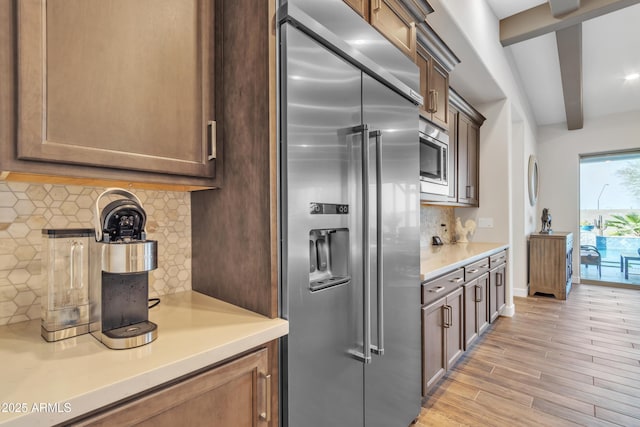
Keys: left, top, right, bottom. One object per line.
{"left": 580, "top": 245, "right": 602, "bottom": 278}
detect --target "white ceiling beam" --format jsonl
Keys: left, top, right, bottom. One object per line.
{"left": 549, "top": 0, "right": 581, "bottom": 17}
{"left": 500, "top": 0, "right": 640, "bottom": 46}
{"left": 556, "top": 24, "right": 583, "bottom": 130}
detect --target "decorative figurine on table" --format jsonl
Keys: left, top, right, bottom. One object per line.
{"left": 540, "top": 208, "right": 552, "bottom": 234}
{"left": 455, "top": 217, "right": 476, "bottom": 243}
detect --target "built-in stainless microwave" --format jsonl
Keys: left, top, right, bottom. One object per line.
{"left": 419, "top": 119, "right": 450, "bottom": 195}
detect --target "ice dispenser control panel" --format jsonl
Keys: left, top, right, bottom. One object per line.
{"left": 310, "top": 202, "right": 349, "bottom": 215}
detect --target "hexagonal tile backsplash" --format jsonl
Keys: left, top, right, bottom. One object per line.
{"left": 0, "top": 181, "right": 191, "bottom": 326}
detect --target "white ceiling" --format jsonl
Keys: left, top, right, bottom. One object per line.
{"left": 483, "top": 0, "right": 640, "bottom": 127}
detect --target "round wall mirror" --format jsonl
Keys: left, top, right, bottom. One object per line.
{"left": 528, "top": 155, "right": 539, "bottom": 206}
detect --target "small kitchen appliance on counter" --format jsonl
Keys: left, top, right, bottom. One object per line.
{"left": 41, "top": 228, "right": 93, "bottom": 342}
{"left": 90, "top": 188, "right": 158, "bottom": 349}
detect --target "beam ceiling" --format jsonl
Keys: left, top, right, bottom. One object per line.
{"left": 549, "top": 0, "right": 580, "bottom": 17}
{"left": 556, "top": 24, "right": 583, "bottom": 130}
{"left": 500, "top": 0, "right": 640, "bottom": 46}
{"left": 499, "top": 0, "right": 640, "bottom": 130}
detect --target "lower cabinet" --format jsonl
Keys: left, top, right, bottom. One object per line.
{"left": 73, "top": 348, "right": 271, "bottom": 426}
{"left": 463, "top": 272, "right": 489, "bottom": 349}
{"left": 422, "top": 287, "right": 463, "bottom": 395}
{"left": 422, "top": 248, "right": 509, "bottom": 397}
{"left": 489, "top": 251, "right": 508, "bottom": 322}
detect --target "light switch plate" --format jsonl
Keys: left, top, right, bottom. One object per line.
{"left": 478, "top": 217, "right": 494, "bottom": 228}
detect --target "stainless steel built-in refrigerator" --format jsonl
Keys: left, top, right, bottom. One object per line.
{"left": 279, "top": 1, "right": 423, "bottom": 426}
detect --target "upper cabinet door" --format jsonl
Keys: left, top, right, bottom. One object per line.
{"left": 17, "top": 0, "right": 217, "bottom": 178}
{"left": 457, "top": 113, "right": 479, "bottom": 207}
{"left": 344, "top": 0, "right": 370, "bottom": 18}
{"left": 370, "top": 0, "right": 416, "bottom": 61}
{"left": 417, "top": 48, "right": 449, "bottom": 130}
{"left": 429, "top": 59, "right": 449, "bottom": 130}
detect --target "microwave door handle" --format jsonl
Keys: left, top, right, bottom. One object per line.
{"left": 442, "top": 147, "right": 447, "bottom": 182}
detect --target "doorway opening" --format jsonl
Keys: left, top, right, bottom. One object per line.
{"left": 580, "top": 151, "right": 640, "bottom": 286}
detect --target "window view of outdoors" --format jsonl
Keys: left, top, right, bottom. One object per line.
{"left": 580, "top": 152, "right": 640, "bottom": 285}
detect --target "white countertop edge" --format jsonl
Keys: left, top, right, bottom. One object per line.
{"left": 0, "top": 294, "right": 289, "bottom": 427}
{"left": 66, "top": 323, "right": 286, "bottom": 427}
{"left": 6, "top": 322, "right": 288, "bottom": 427}
{"left": 421, "top": 244, "right": 509, "bottom": 282}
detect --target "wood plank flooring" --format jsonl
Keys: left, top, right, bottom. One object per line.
{"left": 415, "top": 283, "right": 640, "bottom": 426}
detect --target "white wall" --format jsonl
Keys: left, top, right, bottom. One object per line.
{"left": 537, "top": 110, "right": 640, "bottom": 279}
{"left": 456, "top": 100, "right": 511, "bottom": 244}
{"left": 428, "top": 0, "right": 542, "bottom": 313}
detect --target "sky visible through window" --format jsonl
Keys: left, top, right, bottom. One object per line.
{"left": 581, "top": 154, "right": 640, "bottom": 210}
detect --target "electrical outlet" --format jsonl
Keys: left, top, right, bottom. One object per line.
{"left": 478, "top": 217, "right": 494, "bottom": 228}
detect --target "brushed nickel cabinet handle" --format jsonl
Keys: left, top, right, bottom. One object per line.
{"left": 474, "top": 285, "right": 482, "bottom": 303}
{"left": 443, "top": 306, "right": 450, "bottom": 328}
{"left": 207, "top": 120, "right": 217, "bottom": 160}
{"left": 429, "top": 89, "right": 436, "bottom": 113}
{"left": 259, "top": 373, "right": 271, "bottom": 421}
{"left": 449, "top": 277, "right": 463, "bottom": 284}
{"left": 433, "top": 90, "right": 438, "bottom": 113}
{"left": 468, "top": 268, "right": 479, "bottom": 274}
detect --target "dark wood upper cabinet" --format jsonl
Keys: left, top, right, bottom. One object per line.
{"left": 457, "top": 112, "right": 479, "bottom": 206}
{"left": 344, "top": 0, "right": 370, "bottom": 18}
{"left": 15, "top": 0, "right": 218, "bottom": 182}
{"left": 370, "top": 0, "right": 417, "bottom": 61}
{"left": 417, "top": 47, "right": 449, "bottom": 130}
{"left": 343, "top": 0, "right": 416, "bottom": 60}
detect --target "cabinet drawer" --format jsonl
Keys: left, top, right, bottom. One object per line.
{"left": 422, "top": 268, "right": 464, "bottom": 305}
{"left": 464, "top": 257, "right": 490, "bottom": 282}
{"left": 490, "top": 251, "right": 507, "bottom": 267}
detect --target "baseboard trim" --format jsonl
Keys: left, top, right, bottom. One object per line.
{"left": 513, "top": 287, "right": 528, "bottom": 298}
{"left": 500, "top": 303, "right": 515, "bottom": 317}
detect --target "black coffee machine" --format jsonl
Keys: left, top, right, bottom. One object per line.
{"left": 90, "top": 188, "right": 158, "bottom": 349}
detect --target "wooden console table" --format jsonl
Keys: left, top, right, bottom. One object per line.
{"left": 529, "top": 232, "right": 573, "bottom": 300}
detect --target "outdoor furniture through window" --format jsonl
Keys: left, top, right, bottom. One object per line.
{"left": 580, "top": 245, "right": 602, "bottom": 278}
{"left": 620, "top": 251, "right": 640, "bottom": 280}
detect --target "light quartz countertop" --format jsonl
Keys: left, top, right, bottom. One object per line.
{"left": 421, "top": 242, "right": 509, "bottom": 282}
{"left": 0, "top": 291, "right": 288, "bottom": 427}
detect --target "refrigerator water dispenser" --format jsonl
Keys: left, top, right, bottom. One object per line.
{"left": 309, "top": 229, "right": 350, "bottom": 291}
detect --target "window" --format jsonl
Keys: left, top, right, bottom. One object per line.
{"left": 580, "top": 151, "right": 640, "bottom": 285}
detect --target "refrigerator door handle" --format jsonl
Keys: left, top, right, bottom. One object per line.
{"left": 362, "top": 123, "right": 372, "bottom": 365}
{"left": 370, "top": 129, "right": 385, "bottom": 356}
{"left": 347, "top": 123, "right": 373, "bottom": 364}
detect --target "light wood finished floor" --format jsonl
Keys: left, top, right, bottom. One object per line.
{"left": 416, "top": 283, "right": 640, "bottom": 426}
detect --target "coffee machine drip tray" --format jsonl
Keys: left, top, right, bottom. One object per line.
{"left": 101, "top": 321, "right": 158, "bottom": 350}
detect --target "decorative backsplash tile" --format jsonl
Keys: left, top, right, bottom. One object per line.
{"left": 420, "top": 205, "right": 455, "bottom": 247}
{"left": 0, "top": 181, "right": 191, "bottom": 326}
